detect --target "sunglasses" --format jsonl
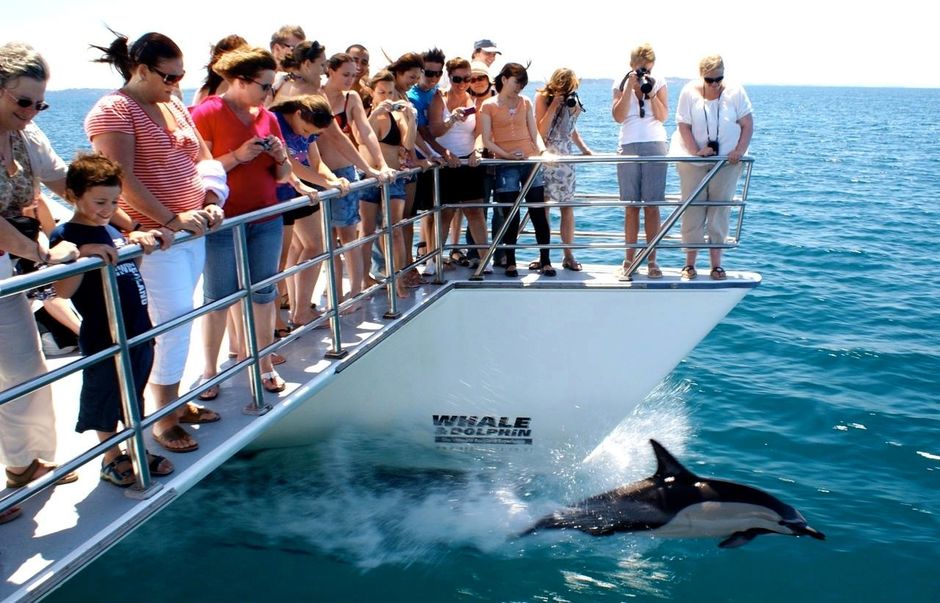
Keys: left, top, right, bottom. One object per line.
{"left": 149, "top": 65, "right": 185, "bottom": 85}
{"left": 423, "top": 69, "right": 443, "bottom": 78}
{"left": 450, "top": 75, "right": 473, "bottom": 84}
{"left": 704, "top": 75, "right": 725, "bottom": 84}
{"left": 242, "top": 77, "right": 273, "bottom": 93}
{"left": 2, "top": 88, "right": 49, "bottom": 112}
{"left": 469, "top": 75, "right": 489, "bottom": 84}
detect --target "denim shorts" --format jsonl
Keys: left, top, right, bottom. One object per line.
{"left": 327, "top": 165, "right": 362, "bottom": 227}
{"left": 360, "top": 176, "right": 407, "bottom": 204}
{"left": 203, "top": 217, "right": 283, "bottom": 304}
{"left": 494, "top": 164, "right": 544, "bottom": 194}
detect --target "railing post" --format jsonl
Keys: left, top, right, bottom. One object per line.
{"left": 473, "top": 161, "right": 542, "bottom": 279}
{"left": 233, "top": 224, "right": 271, "bottom": 415}
{"left": 431, "top": 166, "right": 445, "bottom": 285}
{"left": 319, "top": 195, "right": 348, "bottom": 359}
{"left": 101, "top": 264, "right": 159, "bottom": 498}
{"left": 381, "top": 180, "right": 401, "bottom": 319}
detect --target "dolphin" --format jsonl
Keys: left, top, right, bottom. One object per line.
{"left": 523, "top": 439, "right": 825, "bottom": 548}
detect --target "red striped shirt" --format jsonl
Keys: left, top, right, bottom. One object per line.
{"left": 85, "top": 92, "right": 205, "bottom": 228}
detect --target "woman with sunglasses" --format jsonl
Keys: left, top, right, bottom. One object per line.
{"left": 87, "top": 31, "right": 223, "bottom": 453}
{"left": 190, "top": 46, "right": 292, "bottom": 398}
{"left": 480, "top": 62, "right": 554, "bottom": 277}
{"left": 536, "top": 68, "right": 593, "bottom": 272}
{"left": 674, "top": 54, "right": 753, "bottom": 281}
{"left": 612, "top": 43, "right": 668, "bottom": 280}
{"left": 1, "top": 43, "right": 82, "bottom": 516}
{"left": 427, "top": 57, "right": 489, "bottom": 270}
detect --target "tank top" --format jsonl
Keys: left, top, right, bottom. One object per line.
{"left": 436, "top": 96, "right": 476, "bottom": 157}
{"left": 485, "top": 95, "right": 538, "bottom": 157}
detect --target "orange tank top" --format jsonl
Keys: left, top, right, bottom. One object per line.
{"left": 485, "top": 96, "right": 539, "bottom": 157}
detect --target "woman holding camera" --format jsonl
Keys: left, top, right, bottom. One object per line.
{"left": 612, "top": 43, "right": 668, "bottom": 279}
{"left": 674, "top": 54, "right": 753, "bottom": 280}
{"left": 536, "top": 68, "right": 593, "bottom": 271}
{"left": 190, "top": 46, "right": 292, "bottom": 397}
{"left": 428, "top": 57, "right": 489, "bottom": 270}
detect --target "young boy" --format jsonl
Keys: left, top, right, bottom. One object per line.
{"left": 51, "top": 153, "right": 173, "bottom": 487}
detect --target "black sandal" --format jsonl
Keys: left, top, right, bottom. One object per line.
{"left": 449, "top": 250, "right": 470, "bottom": 267}
{"left": 710, "top": 266, "right": 727, "bottom": 281}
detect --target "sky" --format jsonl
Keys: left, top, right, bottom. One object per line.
{"left": 5, "top": 0, "right": 939, "bottom": 90}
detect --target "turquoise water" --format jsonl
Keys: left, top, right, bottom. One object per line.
{"left": 40, "top": 82, "right": 939, "bottom": 602}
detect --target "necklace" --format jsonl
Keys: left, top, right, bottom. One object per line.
{"left": 506, "top": 96, "right": 521, "bottom": 117}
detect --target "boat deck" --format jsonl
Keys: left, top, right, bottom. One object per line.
{"left": 0, "top": 263, "right": 759, "bottom": 602}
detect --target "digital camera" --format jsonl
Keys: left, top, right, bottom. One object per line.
{"left": 706, "top": 139, "right": 720, "bottom": 154}
{"left": 256, "top": 139, "right": 273, "bottom": 151}
{"left": 634, "top": 67, "right": 655, "bottom": 95}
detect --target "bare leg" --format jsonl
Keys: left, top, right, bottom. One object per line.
{"left": 359, "top": 201, "right": 380, "bottom": 290}
{"left": 291, "top": 213, "right": 325, "bottom": 325}
{"left": 560, "top": 205, "right": 576, "bottom": 264}
{"left": 624, "top": 207, "right": 640, "bottom": 265}
{"left": 643, "top": 206, "right": 661, "bottom": 266}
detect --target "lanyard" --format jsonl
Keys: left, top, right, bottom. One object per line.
{"left": 702, "top": 88, "right": 723, "bottom": 141}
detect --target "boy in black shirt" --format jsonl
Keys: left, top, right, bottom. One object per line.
{"left": 51, "top": 153, "right": 173, "bottom": 487}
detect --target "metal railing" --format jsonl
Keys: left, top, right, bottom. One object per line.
{"left": 0, "top": 153, "right": 751, "bottom": 515}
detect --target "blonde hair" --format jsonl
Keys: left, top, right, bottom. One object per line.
{"left": 699, "top": 54, "right": 724, "bottom": 75}
{"left": 630, "top": 43, "right": 656, "bottom": 68}
{"left": 539, "top": 67, "right": 579, "bottom": 98}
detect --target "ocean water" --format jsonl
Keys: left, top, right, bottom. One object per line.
{"left": 38, "top": 82, "right": 939, "bottom": 602}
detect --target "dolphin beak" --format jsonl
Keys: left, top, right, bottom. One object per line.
{"left": 794, "top": 524, "right": 826, "bottom": 540}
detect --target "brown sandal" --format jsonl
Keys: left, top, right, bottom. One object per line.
{"left": 5, "top": 459, "right": 78, "bottom": 488}
{"left": 153, "top": 425, "right": 199, "bottom": 453}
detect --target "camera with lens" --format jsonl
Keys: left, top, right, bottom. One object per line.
{"left": 706, "top": 139, "right": 720, "bottom": 154}
{"left": 563, "top": 92, "right": 579, "bottom": 107}
{"left": 634, "top": 67, "right": 655, "bottom": 95}
{"left": 256, "top": 138, "right": 273, "bottom": 151}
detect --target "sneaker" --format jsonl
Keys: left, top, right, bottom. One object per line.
{"left": 41, "top": 332, "right": 77, "bottom": 357}
{"left": 422, "top": 262, "right": 437, "bottom": 276}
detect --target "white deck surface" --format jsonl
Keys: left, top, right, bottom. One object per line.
{"left": 0, "top": 263, "right": 759, "bottom": 602}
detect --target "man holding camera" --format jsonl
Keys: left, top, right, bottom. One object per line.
{"left": 612, "top": 43, "right": 668, "bottom": 280}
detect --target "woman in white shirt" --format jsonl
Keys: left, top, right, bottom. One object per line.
{"left": 612, "top": 43, "right": 668, "bottom": 279}
{"left": 674, "top": 54, "right": 753, "bottom": 280}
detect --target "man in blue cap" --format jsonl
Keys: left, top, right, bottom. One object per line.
{"left": 472, "top": 39, "right": 501, "bottom": 67}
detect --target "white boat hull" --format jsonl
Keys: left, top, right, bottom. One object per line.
{"left": 252, "top": 282, "right": 756, "bottom": 468}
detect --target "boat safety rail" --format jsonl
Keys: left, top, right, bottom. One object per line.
{"left": 438, "top": 154, "right": 753, "bottom": 280}
{"left": 0, "top": 167, "right": 425, "bottom": 510}
{"left": 0, "top": 153, "right": 750, "bottom": 514}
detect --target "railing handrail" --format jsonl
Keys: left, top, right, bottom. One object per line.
{"left": 1, "top": 153, "right": 752, "bottom": 516}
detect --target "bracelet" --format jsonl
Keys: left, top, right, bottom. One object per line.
{"left": 35, "top": 241, "right": 50, "bottom": 264}
{"left": 132, "top": 222, "right": 143, "bottom": 231}
{"left": 163, "top": 214, "right": 178, "bottom": 227}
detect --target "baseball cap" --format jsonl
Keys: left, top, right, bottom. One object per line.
{"left": 473, "top": 39, "right": 501, "bottom": 54}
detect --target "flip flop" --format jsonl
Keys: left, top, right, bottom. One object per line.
{"left": 562, "top": 258, "right": 582, "bottom": 271}
{"left": 180, "top": 401, "right": 221, "bottom": 423}
{"left": 261, "top": 370, "right": 286, "bottom": 393}
{"left": 647, "top": 263, "right": 663, "bottom": 279}
{"left": 146, "top": 451, "right": 174, "bottom": 476}
{"left": 710, "top": 266, "right": 727, "bottom": 281}
{"left": 0, "top": 506, "right": 21, "bottom": 524}
{"left": 153, "top": 425, "right": 199, "bottom": 453}
{"left": 540, "top": 264, "right": 557, "bottom": 277}
{"left": 5, "top": 459, "right": 78, "bottom": 488}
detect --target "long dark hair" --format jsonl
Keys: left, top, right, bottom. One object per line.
{"left": 494, "top": 62, "right": 528, "bottom": 92}
{"left": 202, "top": 35, "right": 247, "bottom": 96}
{"left": 282, "top": 41, "right": 325, "bottom": 71}
{"left": 268, "top": 94, "right": 332, "bottom": 129}
{"left": 91, "top": 29, "right": 182, "bottom": 83}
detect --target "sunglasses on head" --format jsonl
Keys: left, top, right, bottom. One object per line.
{"left": 2, "top": 88, "right": 49, "bottom": 111}
{"left": 704, "top": 75, "right": 724, "bottom": 84}
{"left": 450, "top": 75, "right": 473, "bottom": 84}
{"left": 423, "top": 69, "right": 443, "bottom": 78}
{"left": 148, "top": 65, "right": 185, "bottom": 85}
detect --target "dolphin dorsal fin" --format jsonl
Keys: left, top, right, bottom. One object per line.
{"left": 649, "top": 439, "right": 698, "bottom": 482}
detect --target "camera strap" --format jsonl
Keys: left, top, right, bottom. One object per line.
{"left": 702, "top": 88, "right": 723, "bottom": 142}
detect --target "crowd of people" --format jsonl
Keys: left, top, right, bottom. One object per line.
{"left": 0, "top": 29, "right": 753, "bottom": 521}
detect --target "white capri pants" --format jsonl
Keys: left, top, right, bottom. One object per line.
{"left": 677, "top": 161, "right": 744, "bottom": 246}
{"left": 0, "top": 279, "right": 57, "bottom": 466}
{"left": 138, "top": 238, "right": 205, "bottom": 385}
